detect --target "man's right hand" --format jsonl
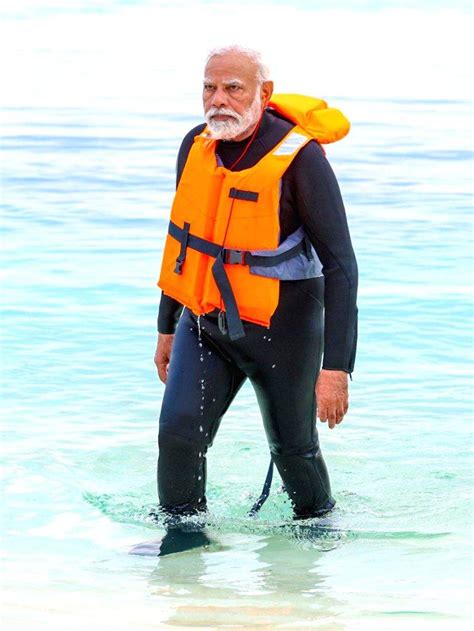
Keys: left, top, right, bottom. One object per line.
{"left": 154, "top": 333, "right": 175, "bottom": 384}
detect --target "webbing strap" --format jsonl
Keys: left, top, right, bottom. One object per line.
{"left": 242, "top": 241, "right": 306, "bottom": 267}
{"left": 174, "top": 222, "right": 190, "bottom": 274}
{"left": 169, "top": 221, "right": 221, "bottom": 258}
{"left": 169, "top": 221, "right": 306, "bottom": 268}
{"left": 248, "top": 458, "right": 274, "bottom": 516}
{"left": 211, "top": 252, "right": 245, "bottom": 341}
{"left": 229, "top": 187, "right": 259, "bottom": 202}
{"left": 169, "top": 221, "right": 244, "bottom": 340}
{"left": 168, "top": 220, "right": 307, "bottom": 341}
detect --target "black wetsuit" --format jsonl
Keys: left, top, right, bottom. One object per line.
{"left": 157, "top": 109, "right": 358, "bottom": 520}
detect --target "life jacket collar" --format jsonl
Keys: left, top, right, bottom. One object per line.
{"left": 268, "top": 93, "right": 350, "bottom": 144}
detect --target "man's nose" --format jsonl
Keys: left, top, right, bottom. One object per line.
{"left": 210, "top": 86, "right": 229, "bottom": 108}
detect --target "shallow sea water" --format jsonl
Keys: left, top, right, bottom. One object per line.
{"left": 1, "top": 2, "right": 473, "bottom": 630}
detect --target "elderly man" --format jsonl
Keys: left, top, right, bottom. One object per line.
{"left": 154, "top": 45, "right": 358, "bottom": 524}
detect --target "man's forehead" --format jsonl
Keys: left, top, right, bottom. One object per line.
{"left": 204, "top": 54, "right": 258, "bottom": 81}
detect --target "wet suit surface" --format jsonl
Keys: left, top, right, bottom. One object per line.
{"left": 158, "top": 277, "right": 335, "bottom": 519}
{"left": 155, "top": 109, "right": 358, "bottom": 521}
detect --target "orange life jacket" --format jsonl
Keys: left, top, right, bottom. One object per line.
{"left": 158, "top": 94, "right": 350, "bottom": 340}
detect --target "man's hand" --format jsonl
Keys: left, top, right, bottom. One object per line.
{"left": 154, "top": 333, "right": 175, "bottom": 384}
{"left": 316, "top": 369, "right": 349, "bottom": 429}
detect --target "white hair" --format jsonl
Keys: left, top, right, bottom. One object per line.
{"left": 205, "top": 45, "right": 270, "bottom": 84}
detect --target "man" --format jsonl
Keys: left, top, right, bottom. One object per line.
{"left": 154, "top": 46, "right": 358, "bottom": 524}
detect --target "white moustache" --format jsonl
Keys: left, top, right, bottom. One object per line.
{"left": 207, "top": 107, "right": 241, "bottom": 121}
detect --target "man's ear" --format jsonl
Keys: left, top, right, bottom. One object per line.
{"left": 261, "top": 81, "right": 274, "bottom": 109}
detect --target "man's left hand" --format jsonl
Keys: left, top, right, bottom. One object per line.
{"left": 316, "top": 369, "right": 349, "bottom": 429}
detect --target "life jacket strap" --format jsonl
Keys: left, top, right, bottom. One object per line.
{"left": 228, "top": 187, "right": 259, "bottom": 202}
{"left": 169, "top": 220, "right": 221, "bottom": 259}
{"left": 168, "top": 220, "right": 307, "bottom": 340}
{"left": 169, "top": 220, "right": 307, "bottom": 269}
{"left": 227, "top": 241, "right": 307, "bottom": 267}
{"left": 211, "top": 252, "right": 245, "bottom": 340}
{"left": 174, "top": 221, "right": 190, "bottom": 274}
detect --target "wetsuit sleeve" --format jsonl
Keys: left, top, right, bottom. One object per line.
{"left": 157, "top": 124, "right": 206, "bottom": 334}
{"left": 287, "top": 141, "right": 358, "bottom": 373}
{"left": 157, "top": 291, "right": 183, "bottom": 334}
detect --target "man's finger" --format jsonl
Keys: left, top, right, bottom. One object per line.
{"left": 336, "top": 402, "right": 346, "bottom": 424}
{"left": 318, "top": 405, "right": 329, "bottom": 423}
{"left": 328, "top": 411, "right": 337, "bottom": 429}
{"left": 157, "top": 362, "right": 168, "bottom": 384}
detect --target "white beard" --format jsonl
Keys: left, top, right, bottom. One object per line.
{"left": 205, "top": 91, "right": 263, "bottom": 140}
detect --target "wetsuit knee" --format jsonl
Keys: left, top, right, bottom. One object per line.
{"left": 158, "top": 431, "right": 207, "bottom": 513}
{"left": 271, "top": 447, "right": 336, "bottom": 518}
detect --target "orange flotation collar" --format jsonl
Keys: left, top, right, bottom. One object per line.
{"left": 269, "top": 93, "right": 350, "bottom": 143}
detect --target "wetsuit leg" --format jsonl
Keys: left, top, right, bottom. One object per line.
{"left": 195, "top": 277, "right": 335, "bottom": 518}
{"left": 158, "top": 308, "right": 246, "bottom": 518}
{"left": 254, "top": 278, "right": 335, "bottom": 518}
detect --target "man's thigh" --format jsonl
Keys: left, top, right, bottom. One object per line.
{"left": 239, "top": 279, "right": 324, "bottom": 454}
{"left": 159, "top": 309, "right": 246, "bottom": 446}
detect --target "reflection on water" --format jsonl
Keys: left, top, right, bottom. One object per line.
{"left": 147, "top": 532, "right": 344, "bottom": 629}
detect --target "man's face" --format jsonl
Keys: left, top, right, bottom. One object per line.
{"left": 203, "top": 52, "right": 271, "bottom": 141}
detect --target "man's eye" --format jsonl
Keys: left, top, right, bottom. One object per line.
{"left": 228, "top": 85, "right": 241, "bottom": 91}
{"left": 204, "top": 85, "right": 215, "bottom": 91}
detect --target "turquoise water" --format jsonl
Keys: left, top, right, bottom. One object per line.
{"left": 1, "top": 2, "right": 473, "bottom": 629}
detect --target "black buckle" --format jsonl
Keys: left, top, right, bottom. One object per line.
{"left": 174, "top": 221, "right": 190, "bottom": 275}
{"left": 218, "top": 310, "right": 228, "bottom": 335}
{"left": 224, "top": 249, "right": 245, "bottom": 265}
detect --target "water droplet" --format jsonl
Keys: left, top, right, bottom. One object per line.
{"left": 198, "top": 452, "right": 202, "bottom": 458}
{"left": 205, "top": 432, "right": 209, "bottom": 437}
{"left": 198, "top": 476, "right": 202, "bottom": 481}
{"left": 200, "top": 357, "right": 204, "bottom": 362}
{"left": 200, "top": 405, "right": 204, "bottom": 410}
{"left": 212, "top": 398, "right": 216, "bottom": 402}
{"left": 208, "top": 351, "right": 212, "bottom": 355}
{"left": 199, "top": 426, "right": 203, "bottom": 432}
{"left": 263, "top": 335, "right": 267, "bottom": 340}
{"left": 267, "top": 337, "right": 271, "bottom": 341}
{"left": 272, "top": 364, "right": 276, "bottom": 368}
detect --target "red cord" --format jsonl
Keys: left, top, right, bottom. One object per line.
{"left": 218, "top": 110, "right": 263, "bottom": 313}
{"left": 228, "top": 112, "right": 264, "bottom": 171}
